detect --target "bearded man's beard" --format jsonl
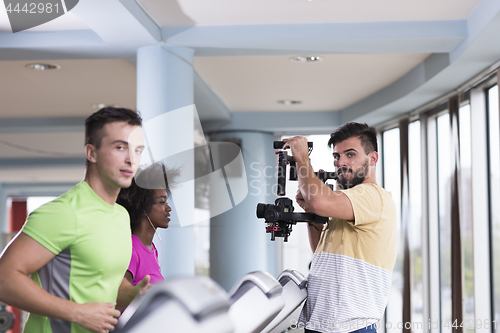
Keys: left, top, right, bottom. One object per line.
{"left": 336, "top": 160, "right": 369, "bottom": 190}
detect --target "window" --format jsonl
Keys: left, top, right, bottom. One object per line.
{"left": 383, "top": 128, "right": 402, "bottom": 333}
{"left": 488, "top": 85, "right": 500, "bottom": 325}
{"left": 27, "top": 196, "right": 57, "bottom": 214}
{"left": 376, "top": 72, "right": 498, "bottom": 333}
{"left": 409, "top": 121, "right": 423, "bottom": 333}
{"left": 437, "top": 113, "right": 452, "bottom": 333}
{"left": 459, "top": 103, "right": 474, "bottom": 333}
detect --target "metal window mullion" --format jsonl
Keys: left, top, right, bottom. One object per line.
{"left": 449, "top": 95, "right": 464, "bottom": 333}
{"left": 380, "top": 130, "right": 388, "bottom": 333}
{"left": 400, "top": 118, "right": 412, "bottom": 333}
{"left": 427, "top": 115, "right": 441, "bottom": 333}
{"left": 420, "top": 113, "right": 431, "bottom": 333}
{"left": 470, "top": 85, "right": 492, "bottom": 333}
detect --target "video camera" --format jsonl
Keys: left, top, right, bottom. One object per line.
{"left": 256, "top": 141, "right": 338, "bottom": 242}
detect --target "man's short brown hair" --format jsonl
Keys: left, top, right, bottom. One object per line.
{"left": 328, "top": 122, "right": 378, "bottom": 154}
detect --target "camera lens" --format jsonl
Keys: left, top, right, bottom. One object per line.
{"left": 256, "top": 203, "right": 267, "bottom": 218}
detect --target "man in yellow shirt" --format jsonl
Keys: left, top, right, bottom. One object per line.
{"left": 283, "top": 122, "right": 397, "bottom": 333}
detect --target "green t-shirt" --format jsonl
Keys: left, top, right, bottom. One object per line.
{"left": 22, "top": 181, "right": 132, "bottom": 333}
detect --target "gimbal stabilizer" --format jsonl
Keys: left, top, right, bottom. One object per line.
{"left": 256, "top": 141, "right": 338, "bottom": 242}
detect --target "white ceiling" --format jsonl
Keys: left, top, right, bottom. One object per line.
{"left": 0, "top": 59, "right": 136, "bottom": 118}
{"left": 0, "top": 132, "right": 84, "bottom": 158}
{"left": 0, "top": 132, "right": 85, "bottom": 184}
{"left": 0, "top": 48, "right": 431, "bottom": 118}
{"left": 194, "top": 53, "right": 430, "bottom": 112}
{"left": 138, "top": 0, "right": 482, "bottom": 26}
{"left": 0, "top": 167, "right": 85, "bottom": 183}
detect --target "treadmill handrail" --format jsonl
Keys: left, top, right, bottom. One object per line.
{"left": 277, "top": 269, "right": 307, "bottom": 288}
{"left": 229, "top": 271, "right": 282, "bottom": 299}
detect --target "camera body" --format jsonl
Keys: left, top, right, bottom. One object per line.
{"left": 257, "top": 197, "right": 295, "bottom": 241}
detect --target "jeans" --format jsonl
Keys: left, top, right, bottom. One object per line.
{"left": 305, "top": 324, "right": 378, "bottom": 333}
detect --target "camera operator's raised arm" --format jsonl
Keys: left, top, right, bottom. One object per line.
{"left": 282, "top": 136, "right": 355, "bottom": 221}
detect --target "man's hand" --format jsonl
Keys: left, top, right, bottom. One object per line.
{"left": 296, "top": 189, "right": 313, "bottom": 212}
{"left": 73, "top": 302, "right": 120, "bottom": 333}
{"left": 281, "top": 136, "right": 310, "bottom": 164}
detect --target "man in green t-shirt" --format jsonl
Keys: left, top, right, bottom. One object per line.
{"left": 0, "top": 107, "right": 149, "bottom": 333}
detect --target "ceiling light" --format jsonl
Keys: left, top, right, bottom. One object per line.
{"left": 92, "top": 103, "right": 120, "bottom": 109}
{"left": 289, "top": 56, "right": 323, "bottom": 63}
{"left": 26, "top": 63, "right": 60, "bottom": 70}
{"left": 278, "top": 100, "right": 302, "bottom": 105}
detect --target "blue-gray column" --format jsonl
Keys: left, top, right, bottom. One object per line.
{"left": 136, "top": 45, "right": 195, "bottom": 278}
{"left": 209, "top": 131, "right": 278, "bottom": 291}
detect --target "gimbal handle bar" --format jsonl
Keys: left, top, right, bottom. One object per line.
{"left": 273, "top": 141, "right": 313, "bottom": 149}
{"left": 263, "top": 211, "right": 328, "bottom": 224}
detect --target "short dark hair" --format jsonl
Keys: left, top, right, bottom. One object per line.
{"left": 117, "top": 162, "right": 174, "bottom": 232}
{"left": 328, "top": 122, "right": 378, "bottom": 154}
{"left": 85, "top": 107, "right": 142, "bottom": 149}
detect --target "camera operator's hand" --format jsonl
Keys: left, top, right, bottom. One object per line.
{"left": 296, "top": 189, "right": 313, "bottom": 212}
{"left": 282, "top": 136, "right": 309, "bottom": 164}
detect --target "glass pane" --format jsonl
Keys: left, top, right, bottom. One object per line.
{"left": 27, "top": 196, "right": 57, "bottom": 214}
{"left": 488, "top": 85, "right": 500, "bottom": 326}
{"left": 437, "top": 114, "right": 452, "bottom": 333}
{"left": 383, "top": 128, "right": 402, "bottom": 333}
{"left": 409, "top": 121, "right": 423, "bottom": 333}
{"left": 459, "top": 104, "right": 474, "bottom": 333}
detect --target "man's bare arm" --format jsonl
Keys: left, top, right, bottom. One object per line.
{"left": 0, "top": 233, "right": 120, "bottom": 333}
{"left": 283, "top": 136, "right": 354, "bottom": 221}
{"left": 307, "top": 224, "right": 322, "bottom": 253}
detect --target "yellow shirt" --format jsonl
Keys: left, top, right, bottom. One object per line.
{"left": 299, "top": 183, "right": 397, "bottom": 333}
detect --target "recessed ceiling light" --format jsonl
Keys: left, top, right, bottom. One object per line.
{"left": 278, "top": 100, "right": 302, "bottom": 105}
{"left": 92, "top": 103, "right": 120, "bottom": 109}
{"left": 26, "top": 63, "right": 60, "bottom": 70}
{"left": 289, "top": 56, "right": 323, "bottom": 63}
